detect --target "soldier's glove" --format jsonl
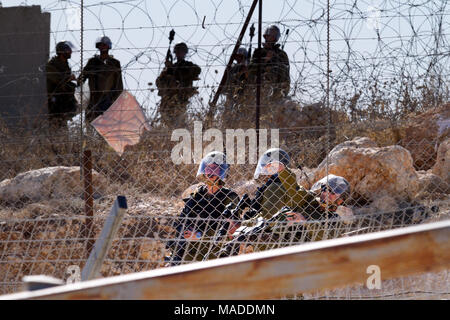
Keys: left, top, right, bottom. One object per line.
{"left": 335, "top": 206, "right": 355, "bottom": 225}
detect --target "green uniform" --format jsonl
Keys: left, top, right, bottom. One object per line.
{"left": 248, "top": 44, "right": 290, "bottom": 102}
{"left": 165, "top": 185, "right": 239, "bottom": 265}
{"left": 219, "top": 168, "right": 346, "bottom": 256}
{"left": 46, "top": 56, "right": 78, "bottom": 129}
{"left": 156, "top": 59, "right": 201, "bottom": 127}
{"left": 78, "top": 55, "right": 123, "bottom": 123}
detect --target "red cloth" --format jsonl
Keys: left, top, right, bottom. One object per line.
{"left": 91, "top": 90, "right": 150, "bottom": 155}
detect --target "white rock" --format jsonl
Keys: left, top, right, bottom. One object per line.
{"left": 0, "top": 166, "right": 107, "bottom": 203}
{"left": 432, "top": 138, "right": 450, "bottom": 184}
{"left": 314, "top": 138, "right": 419, "bottom": 202}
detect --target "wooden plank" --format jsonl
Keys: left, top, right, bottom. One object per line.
{"left": 1, "top": 220, "right": 449, "bottom": 300}
{"left": 81, "top": 196, "right": 127, "bottom": 281}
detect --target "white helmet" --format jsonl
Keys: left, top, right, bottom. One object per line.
{"left": 55, "top": 41, "right": 76, "bottom": 54}
{"left": 196, "top": 151, "right": 230, "bottom": 182}
{"left": 236, "top": 47, "right": 248, "bottom": 58}
{"left": 254, "top": 148, "right": 290, "bottom": 180}
{"left": 95, "top": 36, "right": 112, "bottom": 49}
{"left": 264, "top": 25, "right": 281, "bottom": 42}
{"left": 311, "top": 174, "right": 351, "bottom": 202}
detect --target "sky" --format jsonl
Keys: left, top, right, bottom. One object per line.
{"left": 3, "top": 0, "right": 449, "bottom": 120}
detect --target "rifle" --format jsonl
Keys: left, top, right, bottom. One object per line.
{"left": 213, "top": 194, "right": 252, "bottom": 245}
{"left": 281, "top": 28, "right": 290, "bottom": 50}
{"left": 247, "top": 23, "right": 255, "bottom": 64}
{"left": 166, "top": 29, "right": 175, "bottom": 65}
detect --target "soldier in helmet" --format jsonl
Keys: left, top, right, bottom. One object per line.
{"left": 164, "top": 151, "right": 239, "bottom": 266}
{"left": 217, "top": 149, "right": 354, "bottom": 257}
{"left": 46, "top": 41, "right": 78, "bottom": 130}
{"left": 156, "top": 42, "right": 201, "bottom": 128}
{"left": 222, "top": 47, "right": 250, "bottom": 127}
{"left": 248, "top": 25, "right": 290, "bottom": 104}
{"left": 78, "top": 36, "right": 123, "bottom": 123}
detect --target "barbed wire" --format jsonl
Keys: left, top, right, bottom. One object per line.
{"left": 2, "top": 0, "right": 448, "bottom": 123}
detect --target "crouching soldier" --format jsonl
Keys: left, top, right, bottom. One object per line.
{"left": 164, "top": 151, "right": 239, "bottom": 266}
{"left": 217, "top": 148, "right": 354, "bottom": 257}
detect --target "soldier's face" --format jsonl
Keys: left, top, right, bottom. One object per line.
{"left": 263, "top": 29, "right": 277, "bottom": 45}
{"left": 174, "top": 48, "right": 187, "bottom": 60}
{"left": 97, "top": 42, "right": 109, "bottom": 53}
{"left": 234, "top": 53, "right": 245, "bottom": 63}
{"left": 63, "top": 49, "right": 72, "bottom": 60}
{"left": 320, "top": 190, "right": 343, "bottom": 206}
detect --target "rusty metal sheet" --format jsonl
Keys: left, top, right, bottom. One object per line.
{"left": 1, "top": 220, "right": 449, "bottom": 300}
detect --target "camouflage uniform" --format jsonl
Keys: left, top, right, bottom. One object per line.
{"left": 165, "top": 185, "right": 239, "bottom": 265}
{"left": 156, "top": 59, "right": 201, "bottom": 128}
{"left": 222, "top": 62, "right": 250, "bottom": 126}
{"left": 219, "top": 168, "right": 345, "bottom": 256}
{"left": 78, "top": 55, "right": 123, "bottom": 123}
{"left": 248, "top": 44, "right": 290, "bottom": 103}
{"left": 46, "top": 56, "right": 78, "bottom": 129}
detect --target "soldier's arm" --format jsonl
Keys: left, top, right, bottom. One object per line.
{"left": 46, "top": 63, "right": 73, "bottom": 93}
{"left": 77, "top": 58, "right": 94, "bottom": 85}
{"left": 277, "top": 51, "right": 290, "bottom": 92}
{"left": 189, "top": 62, "right": 201, "bottom": 80}
{"left": 46, "top": 63, "right": 62, "bottom": 90}
{"left": 113, "top": 60, "right": 124, "bottom": 100}
{"left": 116, "top": 60, "right": 124, "bottom": 91}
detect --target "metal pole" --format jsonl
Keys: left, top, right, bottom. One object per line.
{"left": 80, "top": 0, "right": 84, "bottom": 151}
{"left": 208, "top": 0, "right": 259, "bottom": 123}
{"left": 81, "top": 196, "right": 128, "bottom": 281}
{"left": 83, "top": 149, "right": 94, "bottom": 256}
{"left": 256, "top": 0, "right": 262, "bottom": 149}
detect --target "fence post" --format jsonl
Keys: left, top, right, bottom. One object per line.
{"left": 81, "top": 196, "right": 128, "bottom": 281}
{"left": 83, "top": 149, "right": 94, "bottom": 256}
{"left": 256, "top": 0, "right": 262, "bottom": 148}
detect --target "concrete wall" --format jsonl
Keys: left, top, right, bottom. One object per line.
{"left": 0, "top": 5, "right": 50, "bottom": 131}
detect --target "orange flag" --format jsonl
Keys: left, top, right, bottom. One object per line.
{"left": 91, "top": 90, "right": 150, "bottom": 155}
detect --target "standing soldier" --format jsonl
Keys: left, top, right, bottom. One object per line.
{"left": 156, "top": 42, "right": 201, "bottom": 128}
{"left": 46, "top": 41, "right": 78, "bottom": 131}
{"left": 78, "top": 36, "right": 123, "bottom": 123}
{"left": 222, "top": 47, "right": 250, "bottom": 127}
{"left": 248, "top": 25, "right": 290, "bottom": 103}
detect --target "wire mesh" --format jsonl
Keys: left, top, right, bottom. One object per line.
{"left": 0, "top": 0, "right": 449, "bottom": 299}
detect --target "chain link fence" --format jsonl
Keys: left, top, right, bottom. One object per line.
{"left": 1, "top": 123, "right": 449, "bottom": 297}
{"left": 0, "top": 0, "right": 449, "bottom": 299}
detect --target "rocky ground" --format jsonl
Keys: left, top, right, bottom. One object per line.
{"left": 0, "top": 104, "right": 448, "bottom": 297}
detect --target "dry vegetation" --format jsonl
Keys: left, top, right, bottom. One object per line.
{"left": 0, "top": 99, "right": 448, "bottom": 295}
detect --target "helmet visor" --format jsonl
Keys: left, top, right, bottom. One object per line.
{"left": 312, "top": 175, "right": 350, "bottom": 197}
{"left": 197, "top": 162, "right": 229, "bottom": 181}
{"left": 254, "top": 160, "right": 285, "bottom": 180}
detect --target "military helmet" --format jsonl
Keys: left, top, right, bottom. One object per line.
{"left": 196, "top": 151, "right": 230, "bottom": 182}
{"left": 236, "top": 47, "right": 248, "bottom": 58}
{"left": 95, "top": 36, "right": 112, "bottom": 49}
{"left": 174, "top": 42, "right": 189, "bottom": 54}
{"left": 311, "top": 174, "right": 351, "bottom": 202}
{"left": 254, "top": 148, "right": 290, "bottom": 180}
{"left": 264, "top": 25, "right": 281, "bottom": 42}
{"left": 55, "top": 41, "right": 75, "bottom": 54}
